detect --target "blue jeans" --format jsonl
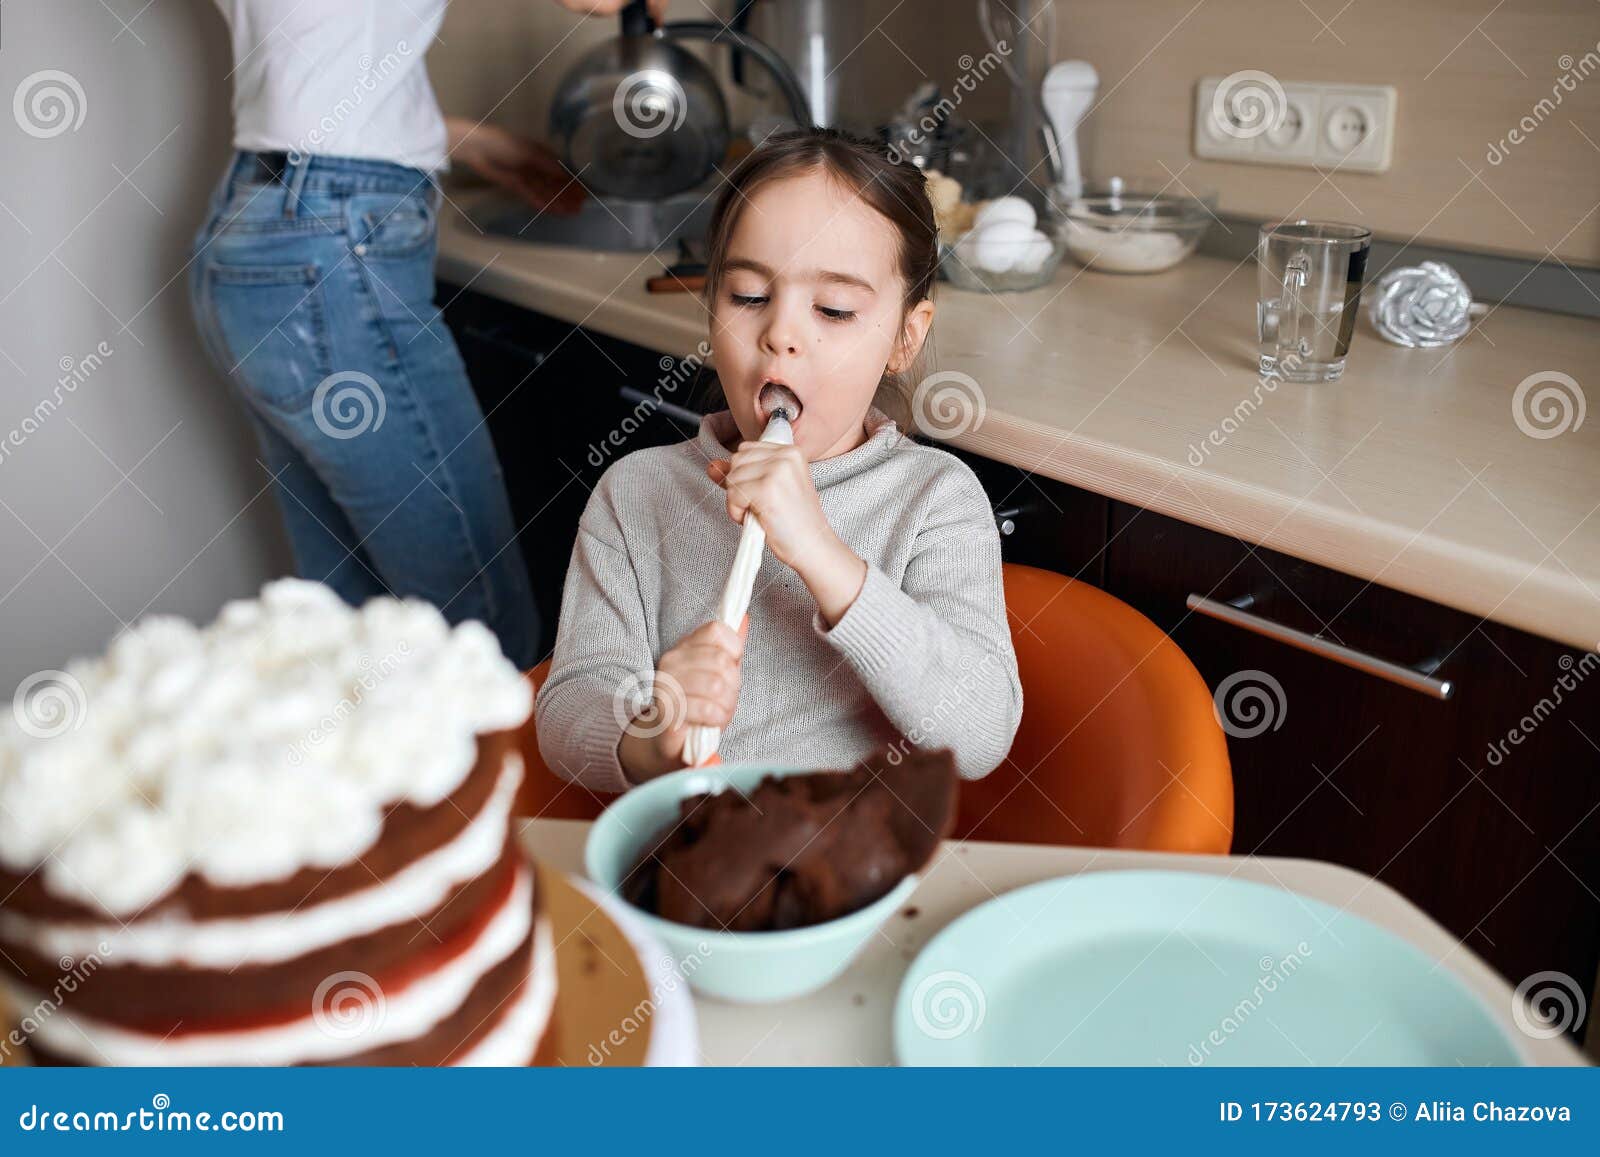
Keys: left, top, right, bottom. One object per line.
{"left": 189, "top": 152, "right": 537, "bottom": 668}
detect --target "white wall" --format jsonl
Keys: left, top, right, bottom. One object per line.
{"left": 0, "top": 0, "right": 289, "bottom": 694}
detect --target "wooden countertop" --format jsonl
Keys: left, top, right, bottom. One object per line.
{"left": 437, "top": 204, "right": 1600, "bottom": 651}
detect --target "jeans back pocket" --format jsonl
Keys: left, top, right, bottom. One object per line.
{"left": 348, "top": 189, "right": 436, "bottom": 259}
{"left": 202, "top": 262, "right": 333, "bottom": 414}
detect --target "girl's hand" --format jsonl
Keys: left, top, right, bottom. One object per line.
{"left": 617, "top": 617, "right": 747, "bottom": 782}
{"left": 706, "top": 445, "right": 868, "bottom": 627}
{"left": 706, "top": 442, "right": 833, "bottom": 569}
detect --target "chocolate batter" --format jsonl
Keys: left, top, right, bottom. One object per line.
{"left": 623, "top": 748, "right": 957, "bottom": 931}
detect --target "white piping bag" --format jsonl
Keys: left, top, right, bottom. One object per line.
{"left": 682, "top": 384, "right": 801, "bottom": 767}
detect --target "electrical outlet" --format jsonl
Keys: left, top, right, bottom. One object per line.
{"left": 1195, "top": 77, "right": 1395, "bottom": 172}
{"left": 1258, "top": 83, "right": 1320, "bottom": 164}
{"left": 1317, "top": 86, "right": 1396, "bottom": 171}
{"left": 1193, "top": 76, "right": 1254, "bottom": 160}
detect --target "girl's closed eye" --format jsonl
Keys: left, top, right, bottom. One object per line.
{"left": 729, "top": 291, "right": 854, "bottom": 323}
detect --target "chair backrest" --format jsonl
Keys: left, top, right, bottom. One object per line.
{"left": 954, "top": 563, "right": 1233, "bottom": 853}
{"left": 514, "top": 564, "right": 1233, "bottom": 853}
{"left": 513, "top": 661, "right": 612, "bottom": 822}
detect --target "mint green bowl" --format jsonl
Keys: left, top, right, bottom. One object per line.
{"left": 585, "top": 762, "right": 919, "bottom": 1004}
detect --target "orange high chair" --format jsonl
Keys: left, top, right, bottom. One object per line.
{"left": 953, "top": 563, "right": 1232, "bottom": 853}
{"left": 513, "top": 563, "right": 1233, "bottom": 853}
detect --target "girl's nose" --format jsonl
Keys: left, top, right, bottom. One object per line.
{"left": 760, "top": 304, "right": 801, "bottom": 357}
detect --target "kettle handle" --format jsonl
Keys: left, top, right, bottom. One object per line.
{"left": 660, "top": 21, "right": 814, "bottom": 128}
{"left": 620, "top": 0, "right": 655, "bottom": 37}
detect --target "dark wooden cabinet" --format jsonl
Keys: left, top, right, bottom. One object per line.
{"left": 445, "top": 291, "right": 1599, "bottom": 1035}
{"left": 950, "top": 450, "right": 1110, "bottom": 587}
{"left": 444, "top": 289, "right": 715, "bottom": 657}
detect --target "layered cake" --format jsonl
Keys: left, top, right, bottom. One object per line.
{"left": 624, "top": 747, "right": 958, "bottom": 931}
{"left": 0, "top": 580, "right": 555, "bottom": 1066}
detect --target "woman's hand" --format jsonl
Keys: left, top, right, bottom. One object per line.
{"left": 553, "top": 0, "right": 668, "bottom": 18}
{"left": 617, "top": 617, "right": 747, "bottom": 782}
{"left": 706, "top": 445, "right": 868, "bottom": 627}
{"left": 446, "top": 119, "right": 585, "bottom": 214}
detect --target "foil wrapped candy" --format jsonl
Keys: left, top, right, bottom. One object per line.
{"left": 1368, "top": 260, "right": 1481, "bottom": 348}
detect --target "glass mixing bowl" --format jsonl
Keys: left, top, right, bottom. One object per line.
{"left": 1054, "top": 178, "right": 1217, "bottom": 274}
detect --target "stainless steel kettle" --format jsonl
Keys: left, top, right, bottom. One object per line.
{"left": 550, "top": 0, "right": 813, "bottom": 201}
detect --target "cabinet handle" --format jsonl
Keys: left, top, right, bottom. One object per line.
{"left": 1186, "top": 593, "right": 1455, "bottom": 700}
{"left": 617, "top": 386, "right": 703, "bottom": 428}
{"left": 993, "top": 505, "right": 1023, "bottom": 537}
{"left": 456, "top": 323, "right": 548, "bottom": 366}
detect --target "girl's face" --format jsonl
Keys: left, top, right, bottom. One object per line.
{"left": 710, "top": 168, "right": 933, "bottom": 461}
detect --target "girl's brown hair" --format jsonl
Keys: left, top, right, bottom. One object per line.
{"left": 701, "top": 127, "right": 939, "bottom": 433}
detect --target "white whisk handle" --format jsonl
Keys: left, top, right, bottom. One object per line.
{"left": 682, "top": 414, "right": 792, "bottom": 767}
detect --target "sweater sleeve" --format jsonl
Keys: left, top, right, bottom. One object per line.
{"left": 532, "top": 489, "right": 651, "bottom": 795}
{"left": 812, "top": 460, "right": 1022, "bottom": 780}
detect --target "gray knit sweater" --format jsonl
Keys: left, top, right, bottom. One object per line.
{"left": 534, "top": 407, "right": 1023, "bottom": 794}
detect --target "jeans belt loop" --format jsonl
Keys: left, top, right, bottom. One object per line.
{"left": 283, "top": 151, "right": 311, "bottom": 220}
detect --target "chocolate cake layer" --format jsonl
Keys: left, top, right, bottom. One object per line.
{"left": 0, "top": 730, "right": 516, "bottom": 923}
{"left": 320, "top": 921, "right": 535, "bottom": 1067}
{"left": 0, "top": 837, "right": 523, "bottom": 1024}
{"left": 20, "top": 879, "right": 552, "bottom": 1068}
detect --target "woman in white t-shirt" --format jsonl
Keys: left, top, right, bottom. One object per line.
{"left": 190, "top": 0, "right": 663, "bottom": 669}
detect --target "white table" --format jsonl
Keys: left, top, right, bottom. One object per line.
{"left": 519, "top": 818, "right": 1587, "bottom": 1066}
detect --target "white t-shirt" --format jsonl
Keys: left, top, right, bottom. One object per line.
{"left": 212, "top": 0, "right": 450, "bottom": 172}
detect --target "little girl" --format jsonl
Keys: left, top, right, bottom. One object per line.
{"left": 535, "top": 129, "right": 1022, "bottom": 791}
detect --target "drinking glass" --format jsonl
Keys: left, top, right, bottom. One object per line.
{"left": 1257, "top": 220, "right": 1372, "bottom": 383}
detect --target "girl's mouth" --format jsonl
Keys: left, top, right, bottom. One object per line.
{"left": 757, "top": 381, "right": 803, "bottom": 426}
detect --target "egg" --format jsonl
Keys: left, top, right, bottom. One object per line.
{"left": 964, "top": 219, "right": 1038, "bottom": 274}
{"left": 952, "top": 226, "right": 989, "bottom": 271}
{"left": 1013, "top": 229, "right": 1056, "bottom": 274}
{"left": 973, "top": 195, "right": 1037, "bottom": 233}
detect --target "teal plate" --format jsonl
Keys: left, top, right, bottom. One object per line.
{"left": 894, "top": 871, "right": 1523, "bottom": 1066}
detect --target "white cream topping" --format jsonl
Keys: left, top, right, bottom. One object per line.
{"left": 0, "top": 756, "right": 526, "bottom": 969}
{"left": 8, "top": 861, "right": 536, "bottom": 1066}
{"left": 0, "top": 580, "right": 531, "bottom": 916}
{"left": 450, "top": 913, "right": 557, "bottom": 1066}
